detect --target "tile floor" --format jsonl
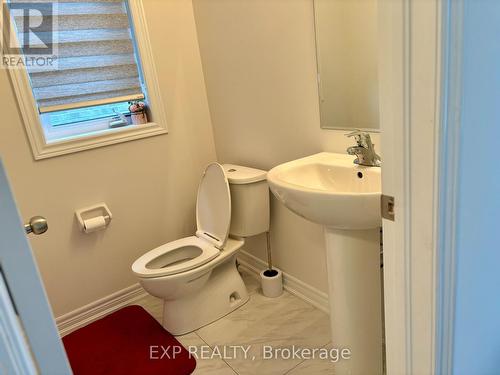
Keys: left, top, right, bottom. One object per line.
{"left": 134, "top": 269, "right": 335, "bottom": 375}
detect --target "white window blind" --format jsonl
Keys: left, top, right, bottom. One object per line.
{"left": 11, "top": 0, "right": 145, "bottom": 113}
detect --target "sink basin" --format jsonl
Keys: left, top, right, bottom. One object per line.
{"left": 267, "top": 152, "right": 381, "bottom": 229}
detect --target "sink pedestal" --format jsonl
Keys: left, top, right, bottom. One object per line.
{"left": 324, "top": 227, "right": 383, "bottom": 375}
{"left": 267, "top": 153, "right": 384, "bottom": 374}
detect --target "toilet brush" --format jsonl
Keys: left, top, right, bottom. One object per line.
{"left": 264, "top": 232, "right": 277, "bottom": 277}
{"left": 260, "top": 232, "right": 283, "bottom": 297}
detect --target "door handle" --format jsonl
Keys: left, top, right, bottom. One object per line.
{"left": 24, "top": 216, "right": 48, "bottom": 235}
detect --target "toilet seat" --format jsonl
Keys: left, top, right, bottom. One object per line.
{"left": 132, "top": 236, "right": 220, "bottom": 278}
{"left": 133, "top": 163, "right": 232, "bottom": 279}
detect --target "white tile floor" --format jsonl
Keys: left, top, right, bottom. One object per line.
{"left": 134, "top": 269, "right": 335, "bottom": 375}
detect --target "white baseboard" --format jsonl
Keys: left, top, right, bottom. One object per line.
{"left": 56, "top": 254, "right": 330, "bottom": 337}
{"left": 56, "top": 284, "right": 147, "bottom": 337}
{"left": 237, "top": 250, "right": 330, "bottom": 314}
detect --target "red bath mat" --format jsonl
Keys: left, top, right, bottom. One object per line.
{"left": 62, "top": 305, "right": 196, "bottom": 375}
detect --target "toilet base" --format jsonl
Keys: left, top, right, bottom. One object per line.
{"left": 161, "top": 255, "right": 249, "bottom": 335}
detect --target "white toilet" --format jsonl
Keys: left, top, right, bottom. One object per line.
{"left": 132, "top": 163, "right": 269, "bottom": 335}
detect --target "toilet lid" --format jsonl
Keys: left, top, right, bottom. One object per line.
{"left": 196, "top": 163, "right": 231, "bottom": 249}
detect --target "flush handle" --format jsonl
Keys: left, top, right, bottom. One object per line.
{"left": 24, "top": 216, "right": 48, "bottom": 235}
{"left": 381, "top": 195, "right": 395, "bottom": 221}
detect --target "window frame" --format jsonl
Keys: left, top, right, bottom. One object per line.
{"left": 5, "top": 0, "right": 168, "bottom": 160}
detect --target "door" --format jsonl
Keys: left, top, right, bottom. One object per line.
{"left": 0, "top": 159, "right": 72, "bottom": 374}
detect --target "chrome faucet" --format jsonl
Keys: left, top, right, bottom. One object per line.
{"left": 346, "top": 130, "right": 381, "bottom": 167}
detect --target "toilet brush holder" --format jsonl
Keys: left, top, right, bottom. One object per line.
{"left": 260, "top": 268, "right": 283, "bottom": 298}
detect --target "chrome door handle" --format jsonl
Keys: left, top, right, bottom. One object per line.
{"left": 24, "top": 216, "right": 48, "bottom": 235}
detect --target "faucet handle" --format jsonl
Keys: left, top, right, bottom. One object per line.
{"left": 346, "top": 130, "right": 369, "bottom": 146}
{"left": 346, "top": 129, "right": 363, "bottom": 138}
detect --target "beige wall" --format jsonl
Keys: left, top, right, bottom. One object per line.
{"left": 0, "top": 0, "right": 382, "bottom": 314}
{"left": 0, "top": 0, "right": 216, "bottom": 317}
{"left": 193, "top": 0, "right": 380, "bottom": 293}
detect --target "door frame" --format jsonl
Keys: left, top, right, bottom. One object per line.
{"left": 0, "top": 269, "right": 38, "bottom": 374}
{"left": 435, "top": 0, "right": 464, "bottom": 374}
{"left": 379, "top": 0, "right": 453, "bottom": 374}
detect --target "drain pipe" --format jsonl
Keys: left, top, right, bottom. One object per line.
{"left": 260, "top": 231, "right": 283, "bottom": 298}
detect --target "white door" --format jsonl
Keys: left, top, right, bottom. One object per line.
{"left": 0, "top": 159, "right": 72, "bottom": 374}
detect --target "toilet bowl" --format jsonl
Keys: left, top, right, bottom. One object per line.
{"left": 132, "top": 163, "right": 269, "bottom": 335}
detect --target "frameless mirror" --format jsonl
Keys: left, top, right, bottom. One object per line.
{"left": 314, "top": 0, "right": 379, "bottom": 131}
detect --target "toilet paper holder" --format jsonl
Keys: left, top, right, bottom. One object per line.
{"left": 75, "top": 203, "right": 112, "bottom": 233}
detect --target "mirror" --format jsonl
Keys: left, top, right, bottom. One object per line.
{"left": 314, "top": 0, "right": 379, "bottom": 131}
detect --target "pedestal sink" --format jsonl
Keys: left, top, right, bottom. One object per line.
{"left": 268, "top": 152, "right": 383, "bottom": 375}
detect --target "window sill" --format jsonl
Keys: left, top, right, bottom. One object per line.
{"left": 32, "top": 122, "right": 167, "bottom": 160}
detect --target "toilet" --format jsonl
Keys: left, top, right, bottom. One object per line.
{"left": 132, "top": 163, "right": 269, "bottom": 335}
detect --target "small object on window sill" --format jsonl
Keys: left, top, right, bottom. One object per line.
{"left": 129, "top": 100, "right": 148, "bottom": 125}
{"left": 131, "top": 110, "right": 148, "bottom": 125}
{"left": 109, "top": 118, "right": 128, "bottom": 128}
{"left": 109, "top": 116, "right": 128, "bottom": 128}
{"left": 109, "top": 110, "right": 129, "bottom": 128}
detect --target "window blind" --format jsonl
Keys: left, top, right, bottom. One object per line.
{"left": 11, "top": 0, "right": 145, "bottom": 113}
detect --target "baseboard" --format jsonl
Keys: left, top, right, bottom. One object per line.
{"left": 56, "top": 284, "right": 148, "bottom": 337}
{"left": 237, "top": 250, "right": 330, "bottom": 314}
{"left": 56, "top": 255, "right": 330, "bottom": 337}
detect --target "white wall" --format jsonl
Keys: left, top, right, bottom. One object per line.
{"left": 0, "top": 0, "right": 216, "bottom": 317}
{"left": 193, "top": 0, "right": 380, "bottom": 293}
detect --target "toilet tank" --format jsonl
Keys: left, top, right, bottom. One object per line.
{"left": 223, "top": 164, "right": 270, "bottom": 237}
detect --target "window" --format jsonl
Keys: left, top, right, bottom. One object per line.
{"left": 4, "top": 0, "right": 167, "bottom": 159}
